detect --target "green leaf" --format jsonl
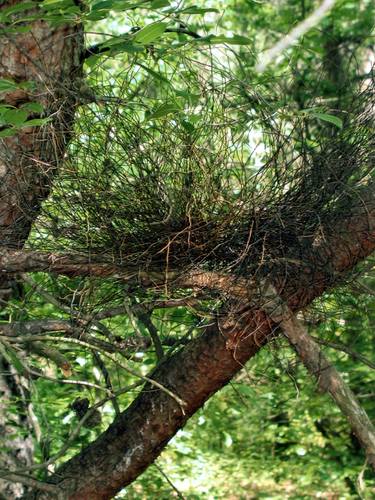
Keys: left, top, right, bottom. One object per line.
{"left": 0, "top": 105, "right": 13, "bottom": 115}
{"left": 133, "top": 22, "right": 168, "bottom": 44}
{"left": 90, "top": 0, "right": 114, "bottom": 11}
{"left": 180, "top": 6, "right": 219, "bottom": 14}
{"left": 105, "top": 41, "right": 144, "bottom": 54}
{"left": 21, "top": 118, "right": 50, "bottom": 127}
{"left": 150, "top": 0, "right": 170, "bottom": 7}
{"left": 3, "top": 109, "right": 28, "bottom": 126}
{"left": 90, "top": 0, "right": 142, "bottom": 12}
{"left": 85, "top": 0, "right": 148, "bottom": 19}
{"left": 42, "top": 0, "right": 76, "bottom": 8}
{"left": 0, "top": 79, "right": 18, "bottom": 92}
{"left": 312, "top": 112, "right": 343, "bottom": 129}
{"left": 137, "top": 63, "right": 173, "bottom": 86}
{"left": 20, "top": 102, "right": 44, "bottom": 113}
{"left": 204, "top": 34, "right": 253, "bottom": 45}
{"left": 0, "top": 128, "right": 17, "bottom": 138}
{"left": 18, "top": 80, "right": 35, "bottom": 90}
{"left": 175, "top": 89, "right": 200, "bottom": 105}
{"left": 1, "top": 1, "right": 36, "bottom": 17}
{"left": 84, "top": 54, "right": 101, "bottom": 68}
{"left": 181, "top": 119, "right": 195, "bottom": 133}
{"left": 147, "top": 102, "right": 182, "bottom": 120}
{"left": 0, "top": 343, "right": 25, "bottom": 375}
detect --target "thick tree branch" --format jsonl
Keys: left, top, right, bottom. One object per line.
{"left": 28, "top": 181, "right": 375, "bottom": 499}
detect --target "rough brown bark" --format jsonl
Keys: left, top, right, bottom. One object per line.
{"left": 0, "top": 1, "right": 83, "bottom": 248}
{"left": 0, "top": 2, "right": 84, "bottom": 497}
{"left": 32, "top": 182, "right": 374, "bottom": 500}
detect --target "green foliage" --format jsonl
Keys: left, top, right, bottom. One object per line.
{"left": 122, "top": 286, "right": 375, "bottom": 498}
{"left": 1, "top": 0, "right": 374, "bottom": 497}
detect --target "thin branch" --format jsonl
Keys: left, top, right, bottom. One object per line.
{"left": 261, "top": 281, "right": 375, "bottom": 473}
{"left": 0, "top": 319, "right": 123, "bottom": 354}
{"left": 256, "top": 0, "right": 336, "bottom": 72}
{"left": 0, "top": 319, "right": 181, "bottom": 355}
{"left": 83, "top": 26, "right": 202, "bottom": 59}
{"left": 154, "top": 463, "right": 185, "bottom": 499}
{"left": 0, "top": 248, "right": 251, "bottom": 296}
{"left": 312, "top": 336, "right": 375, "bottom": 370}
{"left": 92, "top": 351, "right": 121, "bottom": 415}
{"left": 21, "top": 274, "right": 116, "bottom": 341}
{"left": 135, "top": 308, "right": 164, "bottom": 362}
{"left": 0, "top": 337, "right": 111, "bottom": 393}
{"left": 28, "top": 342, "right": 71, "bottom": 374}
{"left": 2, "top": 381, "right": 143, "bottom": 475}
{"left": 0, "top": 471, "right": 62, "bottom": 497}
{"left": 357, "top": 393, "right": 375, "bottom": 399}
{"left": 120, "top": 299, "right": 166, "bottom": 360}
{"left": 3, "top": 334, "right": 187, "bottom": 409}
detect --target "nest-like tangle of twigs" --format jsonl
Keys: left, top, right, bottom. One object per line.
{"left": 33, "top": 56, "right": 374, "bottom": 288}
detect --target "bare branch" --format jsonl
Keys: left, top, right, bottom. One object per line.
{"left": 256, "top": 0, "right": 336, "bottom": 72}
{"left": 261, "top": 282, "right": 375, "bottom": 472}
{"left": 312, "top": 336, "right": 375, "bottom": 370}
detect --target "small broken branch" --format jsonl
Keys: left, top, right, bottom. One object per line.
{"left": 261, "top": 281, "right": 375, "bottom": 473}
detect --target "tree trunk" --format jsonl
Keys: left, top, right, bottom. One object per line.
{"left": 0, "top": 358, "right": 34, "bottom": 499}
{"left": 0, "top": 2, "right": 84, "bottom": 496}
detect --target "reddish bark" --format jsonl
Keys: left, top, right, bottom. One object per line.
{"left": 0, "top": 2, "right": 84, "bottom": 497}
{"left": 33, "top": 182, "right": 374, "bottom": 500}
{"left": 0, "top": 1, "right": 83, "bottom": 248}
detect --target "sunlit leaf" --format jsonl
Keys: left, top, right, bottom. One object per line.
{"left": 204, "top": 34, "right": 253, "bottom": 45}
{"left": 133, "top": 22, "right": 169, "bottom": 44}
{"left": 20, "top": 102, "right": 44, "bottom": 113}
{"left": 21, "top": 118, "right": 50, "bottom": 127}
{"left": 312, "top": 112, "right": 343, "bottom": 129}
{"left": 3, "top": 109, "right": 28, "bottom": 126}
{"left": 0, "top": 128, "right": 17, "bottom": 138}
{"left": 1, "top": 1, "right": 36, "bottom": 17}
{"left": 180, "top": 6, "right": 219, "bottom": 14}
{"left": 150, "top": 0, "right": 170, "bottom": 8}
{"left": 147, "top": 102, "right": 182, "bottom": 120}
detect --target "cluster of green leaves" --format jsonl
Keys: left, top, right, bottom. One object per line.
{"left": 0, "top": 79, "right": 48, "bottom": 137}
